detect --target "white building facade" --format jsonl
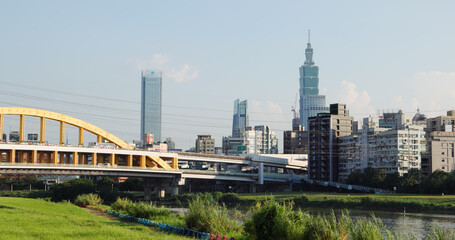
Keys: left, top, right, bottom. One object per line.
{"left": 339, "top": 116, "right": 425, "bottom": 181}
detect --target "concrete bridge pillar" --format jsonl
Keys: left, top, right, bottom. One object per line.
{"left": 157, "top": 186, "right": 165, "bottom": 199}
{"left": 171, "top": 186, "right": 179, "bottom": 196}
{"left": 250, "top": 184, "right": 257, "bottom": 193}
{"left": 144, "top": 186, "right": 153, "bottom": 201}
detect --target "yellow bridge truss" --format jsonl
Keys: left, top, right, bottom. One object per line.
{"left": 0, "top": 107, "right": 176, "bottom": 170}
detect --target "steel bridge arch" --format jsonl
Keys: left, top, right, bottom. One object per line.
{"left": 0, "top": 107, "right": 133, "bottom": 150}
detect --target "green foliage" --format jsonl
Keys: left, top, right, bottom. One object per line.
{"left": 0, "top": 176, "right": 45, "bottom": 190}
{"left": 111, "top": 197, "right": 132, "bottom": 212}
{"left": 95, "top": 177, "right": 120, "bottom": 203}
{"left": 185, "top": 193, "right": 240, "bottom": 235}
{"left": 172, "top": 192, "right": 241, "bottom": 207}
{"left": 293, "top": 195, "right": 310, "bottom": 206}
{"left": 349, "top": 216, "right": 392, "bottom": 240}
{"left": 219, "top": 192, "right": 240, "bottom": 207}
{"left": 111, "top": 197, "right": 170, "bottom": 219}
{"left": 243, "top": 198, "right": 296, "bottom": 240}
{"left": 427, "top": 225, "right": 455, "bottom": 240}
{"left": 50, "top": 178, "right": 95, "bottom": 202}
{"left": 0, "top": 190, "right": 51, "bottom": 198}
{"left": 243, "top": 199, "right": 406, "bottom": 240}
{"left": 125, "top": 202, "right": 170, "bottom": 219}
{"left": 118, "top": 177, "right": 144, "bottom": 191}
{"left": 346, "top": 167, "right": 455, "bottom": 194}
{"left": 212, "top": 191, "right": 223, "bottom": 201}
{"left": 74, "top": 193, "right": 103, "bottom": 206}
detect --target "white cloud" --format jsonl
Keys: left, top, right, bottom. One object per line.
{"left": 339, "top": 81, "right": 374, "bottom": 117}
{"left": 127, "top": 53, "right": 170, "bottom": 70}
{"left": 394, "top": 71, "right": 455, "bottom": 116}
{"left": 166, "top": 64, "right": 199, "bottom": 83}
{"left": 249, "top": 100, "right": 285, "bottom": 126}
{"left": 392, "top": 96, "right": 420, "bottom": 112}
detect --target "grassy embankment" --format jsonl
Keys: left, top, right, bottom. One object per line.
{"left": 238, "top": 192, "right": 455, "bottom": 213}
{"left": 0, "top": 197, "right": 183, "bottom": 240}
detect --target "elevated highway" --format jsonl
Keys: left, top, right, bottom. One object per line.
{"left": 0, "top": 107, "right": 309, "bottom": 196}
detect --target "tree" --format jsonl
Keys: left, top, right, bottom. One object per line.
{"left": 50, "top": 178, "right": 95, "bottom": 202}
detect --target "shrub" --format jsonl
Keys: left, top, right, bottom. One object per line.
{"left": 243, "top": 199, "right": 296, "bottom": 240}
{"left": 172, "top": 193, "right": 197, "bottom": 206}
{"left": 125, "top": 202, "right": 170, "bottom": 219}
{"left": 50, "top": 178, "right": 95, "bottom": 202}
{"left": 111, "top": 197, "right": 170, "bottom": 219}
{"left": 219, "top": 193, "right": 240, "bottom": 207}
{"left": 74, "top": 193, "right": 103, "bottom": 206}
{"left": 185, "top": 193, "right": 240, "bottom": 235}
{"left": 111, "top": 197, "right": 132, "bottom": 212}
{"left": 243, "top": 199, "right": 405, "bottom": 240}
{"left": 361, "top": 197, "right": 373, "bottom": 205}
{"left": 349, "top": 216, "right": 390, "bottom": 240}
{"left": 293, "top": 195, "right": 310, "bottom": 206}
{"left": 427, "top": 225, "right": 455, "bottom": 240}
{"left": 212, "top": 192, "right": 223, "bottom": 202}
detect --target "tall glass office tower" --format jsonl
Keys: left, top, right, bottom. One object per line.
{"left": 232, "top": 99, "right": 248, "bottom": 138}
{"left": 141, "top": 70, "right": 162, "bottom": 143}
{"left": 299, "top": 32, "right": 328, "bottom": 129}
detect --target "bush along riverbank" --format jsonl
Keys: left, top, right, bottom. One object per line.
{"left": 80, "top": 193, "right": 455, "bottom": 240}
{"left": 86, "top": 195, "right": 238, "bottom": 239}
{"left": 242, "top": 198, "right": 455, "bottom": 240}
{"left": 237, "top": 192, "right": 455, "bottom": 214}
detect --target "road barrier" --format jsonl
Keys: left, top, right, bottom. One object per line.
{"left": 86, "top": 206, "right": 234, "bottom": 240}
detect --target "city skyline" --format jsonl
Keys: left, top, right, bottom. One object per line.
{"left": 1, "top": 1, "right": 455, "bottom": 151}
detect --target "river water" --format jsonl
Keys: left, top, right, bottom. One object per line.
{"left": 305, "top": 208, "right": 455, "bottom": 239}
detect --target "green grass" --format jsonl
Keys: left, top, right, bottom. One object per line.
{"left": 0, "top": 197, "right": 184, "bottom": 240}
{"left": 238, "top": 192, "right": 455, "bottom": 212}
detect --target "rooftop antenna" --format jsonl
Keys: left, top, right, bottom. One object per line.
{"left": 308, "top": 30, "right": 311, "bottom": 43}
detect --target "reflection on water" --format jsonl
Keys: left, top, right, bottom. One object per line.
{"left": 305, "top": 208, "right": 455, "bottom": 239}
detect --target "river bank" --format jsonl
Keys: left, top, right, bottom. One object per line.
{"left": 237, "top": 192, "right": 455, "bottom": 213}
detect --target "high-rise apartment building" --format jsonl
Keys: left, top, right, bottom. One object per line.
{"left": 141, "top": 70, "right": 162, "bottom": 143}
{"left": 223, "top": 125, "right": 278, "bottom": 155}
{"left": 196, "top": 135, "right": 215, "bottom": 154}
{"left": 428, "top": 131, "right": 455, "bottom": 172}
{"left": 308, "top": 103, "right": 353, "bottom": 181}
{"left": 339, "top": 114, "right": 425, "bottom": 181}
{"left": 424, "top": 110, "right": 455, "bottom": 173}
{"left": 244, "top": 125, "right": 278, "bottom": 154}
{"left": 299, "top": 32, "right": 329, "bottom": 129}
{"left": 379, "top": 110, "right": 412, "bottom": 130}
{"left": 232, "top": 99, "right": 249, "bottom": 138}
{"left": 165, "top": 137, "right": 176, "bottom": 150}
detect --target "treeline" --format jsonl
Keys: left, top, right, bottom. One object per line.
{"left": 50, "top": 177, "right": 135, "bottom": 203}
{"left": 346, "top": 168, "right": 455, "bottom": 194}
{"left": 0, "top": 176, "right": 45, "bottom": 190}
{"left": 0, "top": 176, "right": 146, "bottom": 202}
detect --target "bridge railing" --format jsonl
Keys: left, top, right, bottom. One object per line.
{"left": 181, "top": 169, "right": 258, "bottom": 177}
{"left": 0, "top": 162, "right": 177, "bottom": 172}
{"left": 305, "top": 178, "right": 394, "bottom": 194}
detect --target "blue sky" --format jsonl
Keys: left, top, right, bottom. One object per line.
{"left": 1, "top": 1, "right": 455, "bottom": 150}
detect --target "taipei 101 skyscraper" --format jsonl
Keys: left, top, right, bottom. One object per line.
{"left": 299, "top": 31, "right": 328, "bottom": 129}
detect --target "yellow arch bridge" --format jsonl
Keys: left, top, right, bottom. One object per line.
{"left": 0, "top": 107, "right": 177, "bottom": 170}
